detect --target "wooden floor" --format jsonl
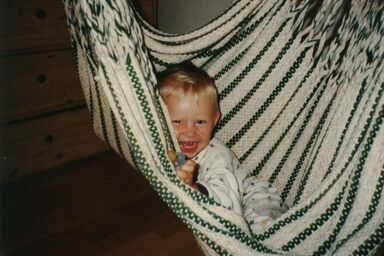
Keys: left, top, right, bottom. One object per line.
{"left": 1, "top": 151, "right": 384, "bottom": 256}
{"left": 0, "top": 151, "right": 202, "bottom": 255}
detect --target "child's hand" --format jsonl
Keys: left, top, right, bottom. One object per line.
{"left": 176, "top": 160, "right": 197, "bottom": 187}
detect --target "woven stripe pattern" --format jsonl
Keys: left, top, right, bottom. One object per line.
{"left": 64, "top": 0, "right": 384, "bottom": 255}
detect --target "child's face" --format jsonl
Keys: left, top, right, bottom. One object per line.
{"left": 164, "top": 92, "right": 220, "bottom": 159}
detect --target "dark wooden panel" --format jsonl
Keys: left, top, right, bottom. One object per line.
{"left": 134, "top": 0, "right": 158, "bottom": 25}
{"left": 0, "top": 0, "right": 70, "bottom": 55}
{"left": 0, "top": 0, "right": 156, "bottom": 55}
{"left": 0, "top": 0, "right": 158, "bottom": 183}
{"left": 0, "top": 151, "right": 200, "bottom": 255}
{"left": 0, "top": 107, "right": 109, "bottom": 183}
{"left": 0, "top": 49, "right": 84, "bottom": 124}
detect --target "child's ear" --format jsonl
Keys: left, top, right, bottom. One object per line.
{"left": 213, "top": 111, "right": 221, "bottom": 126}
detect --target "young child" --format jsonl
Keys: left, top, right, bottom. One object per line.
{"left": 158, "top": 62, "right": 287, "bottom": 234}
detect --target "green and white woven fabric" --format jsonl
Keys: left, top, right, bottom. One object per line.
{"left": 64, "top": 0, "right": 384, "bottom": 255}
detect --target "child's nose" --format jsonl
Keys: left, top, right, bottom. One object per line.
{"left": 182, "top": 123, "right": 196, "bottom": 135}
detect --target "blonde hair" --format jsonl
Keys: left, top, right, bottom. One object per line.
{"left": 158, "top": 62, "right": 220, "bottom": 112}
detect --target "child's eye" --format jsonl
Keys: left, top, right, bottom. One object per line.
{"left": 196, "top": 120, "right": 207, "bottom": 125}
{"left": 172, "top": 120, "right": 181, "bottom": 125}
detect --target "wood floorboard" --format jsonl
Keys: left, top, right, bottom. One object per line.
{"left": 0, "top": 151, "right": 201, "bottom": 255}
{"left": 1, "top": 150, "right": 383, "bottom": 255}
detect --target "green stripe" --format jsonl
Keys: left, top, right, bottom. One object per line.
{"left": 239, "top": 66, "right": 315, "bottom": 163}
{"left": 216, "top": 37, "right": 297, "bottom": 132}
{"left": 226, "top": 46, "right": 308, "bottom": 149}
{"left": 293, "top": 123, "right": 330, "bottom": 204}
{"left": 201, "top": 1, "right": 286, "bottom": 65}
{"left": 352, "top": 220, "right": 384, "bottom": 255}
{"left": 151, "top": 1, "right": 287, "bottom": 69}
{"left": 322, "top": 78, "right": 369, "bottom": 180}
{"left": 281, "top": 183, "right": 347, "bottom": 252}
{"left": 267, "top": 74, "right": 330, "bottom": 184}
{"left": 255, "top": 80, "right": 378, "bottom": 241}
{"left": 313, "top": 86, "right": 384, "bottom": 255}
{"left": 252, "top": 75, "right": 327, "bottom": 177}
{"left": 332, "top": 165, "right": 384, "bottom": 253}
{"left": 279, "top": 85, "right": 337, "bottom": 199}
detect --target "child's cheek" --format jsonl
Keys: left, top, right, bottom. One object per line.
{"left": 172, "top": 125, "right": 180, "bottom": 135}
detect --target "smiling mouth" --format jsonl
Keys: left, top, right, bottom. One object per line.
{"left": 179, "top": 141, "right": 198, "bottom": 153}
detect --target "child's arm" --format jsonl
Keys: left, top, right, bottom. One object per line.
{"left": 176, "top": 160, "right": 197, "bottom": 188}
{"left": 167, "top": 150, "right": 201, "bottom": 190}
{"left": 177, "top": 161, "right": 209, "bottom": 195}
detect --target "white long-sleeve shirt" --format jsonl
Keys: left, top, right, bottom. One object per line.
{"left": 193, "top": 138, "right": 288, "bottom": 234}
{"left": 192, "top": 138, "right": 247, "bottom": 215}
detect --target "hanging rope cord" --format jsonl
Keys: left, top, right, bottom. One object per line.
{"left": 64, "top": 0, "right": 384, "bottom": 255}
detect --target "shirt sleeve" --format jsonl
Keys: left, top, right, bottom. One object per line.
{"left": 196, "top": 149, "right": 244, "bottom": 215}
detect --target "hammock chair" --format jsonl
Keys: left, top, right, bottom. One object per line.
{"left": 64, "top": 0, "right": 384, "bottom": 255}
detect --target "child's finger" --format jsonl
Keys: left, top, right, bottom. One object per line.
{"left": 177, "top": 169, "right": 193, "bottom": 181}
{"left": 176, "top": 169, "right": 193, "bottom": 185}
{"left": 181, "top": 160, "right": 196, "bottom": 173}
{"left": 176, "top": 169, "right": 187, "bottom": 179}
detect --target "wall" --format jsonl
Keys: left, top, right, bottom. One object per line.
{"left": 158, "top": 0, "right": 232, "bottom": 33}
{"left": 0, "top": 0, "right": 157, "bottom": 184}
